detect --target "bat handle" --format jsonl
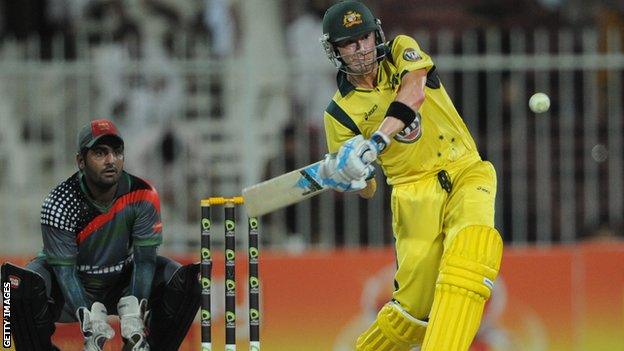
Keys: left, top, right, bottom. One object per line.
{"left": 360, "top": 149, "right": 376, "bottom": 165}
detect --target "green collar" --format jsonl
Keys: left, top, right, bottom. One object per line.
{"left": 336, "top": 69, "right": 382, "bottom": 97}
{"left": 336, "top": 70, "right": 356, "bottom": 97}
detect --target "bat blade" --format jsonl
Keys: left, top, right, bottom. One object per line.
{"left": 242, "top": 161, "right": 327, "bottom": 217}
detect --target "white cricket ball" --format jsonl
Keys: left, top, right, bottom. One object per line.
{"left": 529, "top": 92, "right": 550, "bottom": 113}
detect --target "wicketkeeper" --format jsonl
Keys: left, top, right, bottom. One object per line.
{"left": 1, "top": 119, "right": 200, "bottom": 351}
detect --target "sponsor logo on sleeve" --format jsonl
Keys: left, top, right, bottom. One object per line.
{"left": 403, "top": 48, "right": 421, "bottom": 62}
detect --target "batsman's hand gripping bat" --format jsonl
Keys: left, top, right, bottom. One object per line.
{"left": 242, "top": 161, "right": 327, "bottom": 217}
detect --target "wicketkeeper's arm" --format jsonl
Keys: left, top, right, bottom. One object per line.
{"left": 129, "top": 245, "right": 157, "bottom": 301}
{"left": 51, "top": 264, "right": 91, "bottom": 313}
{"left": 129, "top": 186, "right": 161, "bottom": 301}
{"left": 42, "top": 223, "right": 91, "bottom": 313}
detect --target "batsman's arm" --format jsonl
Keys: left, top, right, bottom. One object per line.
{"left": 377, "top": 68, "right": 427, "bottom": 138}
{"left": 358, "top": 69, "right": 428, "bottom": 165}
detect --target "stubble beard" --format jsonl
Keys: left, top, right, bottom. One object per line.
{"left": 85, "top": 167, "right": 121, "bottom": 192}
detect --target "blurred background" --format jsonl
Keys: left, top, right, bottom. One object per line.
{"left": 0, "top": 0, "right": 622, "bottom": 350}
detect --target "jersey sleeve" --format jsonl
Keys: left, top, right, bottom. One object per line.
{"left": 42, "top": 225, "right": 78, "bottom": 265}
{"left": 131, "top": 188, "right": 163, "bottom": 246}
{"left": 389, "top": 35, "right": 434, "bottom": 77}
{"left": 40, "top": 190, "right": 79, "bottom": 265}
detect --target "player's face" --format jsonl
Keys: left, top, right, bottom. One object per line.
{"left": 335, "top": 32, "right": 377, "bottom": 74}
{"left": 81, "top": 141, "right": 124, "bottom": 189}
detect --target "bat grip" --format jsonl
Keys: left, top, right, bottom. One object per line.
{"left": 360, "top": 149, "right": 376, "bottom": 165}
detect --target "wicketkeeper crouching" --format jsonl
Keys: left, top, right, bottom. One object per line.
{"left": 1, "top": 119, "right": 200, "bottom": 350}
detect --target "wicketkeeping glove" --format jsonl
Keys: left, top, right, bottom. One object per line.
{"left": 118, "top": 295, "right": 150, "bottom": 351}
{"left": 76, "top": 302, "right": 115, "bottom": 351}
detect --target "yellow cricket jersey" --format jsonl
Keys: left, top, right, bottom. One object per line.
{"left": 324, "top": 35, "right": 481, "bottom": 185}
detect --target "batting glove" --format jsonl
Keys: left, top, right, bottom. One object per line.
{"left": 357, "top": 131, "right": 391, "bottom": 164}
{"left": 318, "top": 153, "right": 373, "bottom": 192}
{"left": 333, "top": 133, "right": 389, "bottom": 182}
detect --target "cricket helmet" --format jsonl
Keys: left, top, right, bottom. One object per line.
{"left": 319, "top": 1, "right": 386, "bottom": 73}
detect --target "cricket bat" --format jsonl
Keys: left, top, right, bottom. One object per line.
{"left": 243, "top": 161, "right": 327, "bottom": 217}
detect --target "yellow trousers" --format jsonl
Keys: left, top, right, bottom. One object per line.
{"left": 390, "top": 158, "right": 497, "bottom": 320}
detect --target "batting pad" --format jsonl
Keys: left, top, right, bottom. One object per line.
{"left": 422, "top": 225, "right": 503, "bottom": 351}
{"left": 356, "top": 301, "right": 428, "bottom": 351}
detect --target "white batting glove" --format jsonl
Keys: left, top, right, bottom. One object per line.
{"left": 118, "top": 296, "right": 150, "bottom": 351}
{"left": 335, "top": 135, "right": 372, "bottom": 180}
{"left": 332, "top": 133, "right": 388, "bottom": 181}
{"left": 356, "top": 131, "right": 391, "bottom": 164}
{"left": 317, "top": 153, "right": 372, "bottom": 192}
{"left": 76, "top": 302, "right": 115, "bottom": 351}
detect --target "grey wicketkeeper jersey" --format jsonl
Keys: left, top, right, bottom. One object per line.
{"left": 40, "top": 171, "right": 163, "bottom": 292}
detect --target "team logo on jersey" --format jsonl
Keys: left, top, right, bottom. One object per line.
{"left": 393, "top": 113, "right": 423, "bottom": 143}
{"left": 403, "top": 48, "right": 421, "bottom": 62}
{"left": 343, "top": 11, "right": 362, "bottom": 28}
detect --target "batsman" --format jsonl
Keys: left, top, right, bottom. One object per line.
{"left": 1, "top": 119, "right": 200, "bottom": 351}
{"left": 317, "top": 1, "right": 503, "bottom": 350}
